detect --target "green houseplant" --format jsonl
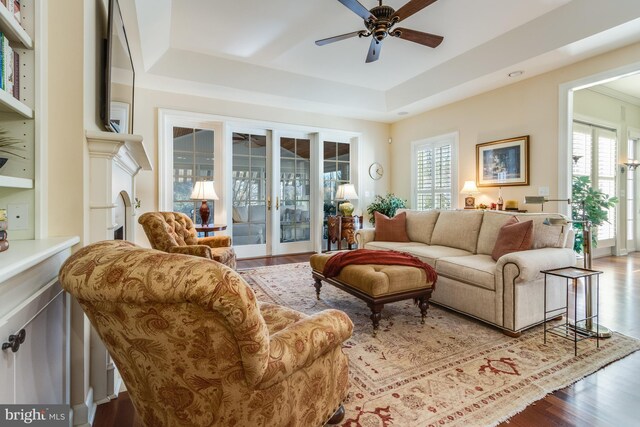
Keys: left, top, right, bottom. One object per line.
{"left": 0, "top": 128, "right": 26, "bottom": 169}
{"left": 366, "top": 193, "right": 407, "bottom": 225}
{"left": 571, "top": 175, "right": 618, "bottom": 254}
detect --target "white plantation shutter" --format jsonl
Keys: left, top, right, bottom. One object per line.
{"left": 597, "top": 130, "right": 616, "bottom": 241}
{"left": 414, "top": 135, "right": 457, "bottom": 210}
{"left": 572, "top": 121, "right": 617, "bottom": 244}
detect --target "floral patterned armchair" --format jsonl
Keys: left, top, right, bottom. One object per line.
{"left": 59, "top": 240, "right": 353, "bottom": 426}
{"left": 138, "top": 211, "right": 236, "bottom": 269}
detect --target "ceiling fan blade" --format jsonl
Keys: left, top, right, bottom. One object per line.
{"left": 315, "top": 31, "right": 364, "bottom": 46}
{"left": 392, "top": 27, "right": 443, "bottom": 48}
{"left": 365, "top": 38, "right": 382, "bottom": 63}
{"left": 392, "top": 0, "right": 438, "bottom": 23}
{"left": 337, "top": 0, "right": 374, "bottom": 21}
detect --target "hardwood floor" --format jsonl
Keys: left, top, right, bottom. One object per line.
{"left": 94, "top": 252, "right": 640, "bottom": 427}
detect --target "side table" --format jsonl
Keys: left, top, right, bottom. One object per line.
{"left": 326, "top": 215, "right": 363, "bottom": 251}
{"left": 541, "top": 266, "right": 603, "bottom": 356}
{"left": 196, "top": 224, "right": 227, "bottom": 237}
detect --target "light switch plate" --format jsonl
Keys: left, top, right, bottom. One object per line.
{"left": 538, "top": 186, "right": 550, "bottom": 196}
{"left": 8, "top": 203, "right": 29, "bottom": 230}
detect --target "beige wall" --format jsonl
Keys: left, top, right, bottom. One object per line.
{"left": 47, "top": 0, "right": 105, "bottom": 418}
{"left": 132, "top": 87, "right": 391, "bottom": 244}
{"left": 390, "top": 42, "right": 640, "bottom": 213}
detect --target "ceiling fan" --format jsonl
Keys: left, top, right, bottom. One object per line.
{"left": 315, "top": 0, "right": 443, "bottom": 63}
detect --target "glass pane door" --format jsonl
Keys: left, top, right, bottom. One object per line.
{"left": 276, "top": 136, "right": 312, "bottom": 253}
{"left": 232, "top": 132, "right": 269, "bottom": 257}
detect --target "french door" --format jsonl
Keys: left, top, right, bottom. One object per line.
{"left": 231, "top": 130, "right": 315, "bottom": 258}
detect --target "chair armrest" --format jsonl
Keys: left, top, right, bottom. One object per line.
{"left": 497, "top": 247, "right": 576, "bottom": 282}
{"left": 255, "top": 309, "right": 353, "bottom": 389}
{"left": 198, "top": 235, "right": 232, "bottom": 248}
{"left": 355, "top": 228, "right": 376, "bottom": 248}
{"left": 168, "top": 245, "right": 212, "bottom": 259}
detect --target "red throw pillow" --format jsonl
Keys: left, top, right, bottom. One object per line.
{"left": 374, "top": 211, "right": 410, "bottom": 242}
{"left": 491, "top": 218, "right": 533, "bottom": 261}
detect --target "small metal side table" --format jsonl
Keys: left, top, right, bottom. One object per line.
{"left": 542, "top": 266, "right": 603, "bottom": 356}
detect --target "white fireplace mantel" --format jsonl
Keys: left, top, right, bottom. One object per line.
{"left": 85, "top": 130, "right": 152, "bottom": 244}
{"left": 84, "top": 129, "right": 152, "bottom": 406}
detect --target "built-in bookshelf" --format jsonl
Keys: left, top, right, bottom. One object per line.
{"left": 0, "top": 0, "right": 34, "bottom": 189}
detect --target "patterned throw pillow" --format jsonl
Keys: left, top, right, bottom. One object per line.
{"left": 374, "top": 211, "right": 410, "bottom": 242}
{"left": 491, "top": 217, "right": 534, "bottom": 261}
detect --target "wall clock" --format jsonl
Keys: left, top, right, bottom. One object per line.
{"left": 369, "top": 162, "right": 383, "bottom": 180}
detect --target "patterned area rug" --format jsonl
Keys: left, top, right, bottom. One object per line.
{"left": 239, "top": 263, "right": 640, "bottom": 427}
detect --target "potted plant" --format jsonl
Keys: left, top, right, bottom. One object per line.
{"left": 571, "top": 175, "right": 618, "bottom": 254}
{"left": 0, "top": 128, "right": 26, "bottom": 170}
{"left": 366, "top": 193, "right": 407, "bottom": 225}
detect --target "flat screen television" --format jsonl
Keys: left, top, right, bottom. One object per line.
{"left": 101, "top": 0, "right": 135, "bottom": 134}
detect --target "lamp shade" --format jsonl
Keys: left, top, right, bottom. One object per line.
{"left": 190, "top": 181, "right": 219, "bottom": 200}
{"left": 336, "top": 184, "right": 358, "bottom": 200}
{"left": 460, "top": 181, "right": 480, "bottom": 195}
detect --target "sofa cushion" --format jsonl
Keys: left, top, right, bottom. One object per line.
{"left": 374, "top": 211, "right": 410, "bottom": 242}
{"left": 396, "top": 209, "right": 440, "bottom": 244}
{"left": 364, "top": 241, "right": 428, "bottom": 251}
{"left": 436, "top": 254, "right": 496, "bottom": 291}
{"left": 232, "top": 205, "right": 249, "bottom": 223}
{"left": 477, "top": 211, "right": 519, "bottom": 255}
{"left": 491, "top": 218, "right": 533, "bottom": 261}
{"left": 430, "top": 210, "right": 484, "bottom": 253}
{"left": 516, "top": 213, "right": 568, "bottom": 249}
{"left": 402, "top": 245, "right": 472, "bottom": 267}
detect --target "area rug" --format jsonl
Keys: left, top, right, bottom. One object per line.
{"left": 238, "top": 263, "right": 640, "bottom": 427}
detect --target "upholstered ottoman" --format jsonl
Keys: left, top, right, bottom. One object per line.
{"left": 310, "top": 252, "right": 435, "bottom": 336}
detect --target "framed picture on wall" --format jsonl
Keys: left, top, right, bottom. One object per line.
{"left": 476, "top": 135, "right": 529, "bottom": 187}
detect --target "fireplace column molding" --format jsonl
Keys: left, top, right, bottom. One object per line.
{"left": 84, "top": 130, "right": 151, "bottom": 405}
{"left": 85, "top": 130, "right": 151, "bottom": 243}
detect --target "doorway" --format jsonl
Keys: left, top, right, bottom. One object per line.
{"left": 560, "top": 63, "right": 640, "bottom": 256}
{"left": 231, "top": 130, "right": 315, "bottom": 258}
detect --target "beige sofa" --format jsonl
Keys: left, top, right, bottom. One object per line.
{"left": 355, "top": 209, "right": 576, "bottom": 336}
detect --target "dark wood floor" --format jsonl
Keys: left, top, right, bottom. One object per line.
{"left": 94, "top": 252, "right": 640, "bottom": 427}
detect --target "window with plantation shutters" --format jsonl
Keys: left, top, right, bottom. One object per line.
{"left": 414, "top": 134, "right": 457, "bottom": 210}
{"left": 572, "top": 121, "right": 617, "bottom": 243}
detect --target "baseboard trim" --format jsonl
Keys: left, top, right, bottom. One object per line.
{"left": 72, "top": 387, "right": 97, "bottom": 427}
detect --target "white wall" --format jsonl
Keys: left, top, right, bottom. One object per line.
{"left": 390, "top": 42, "right": 640, "bottom": 214}
{"left": 132, "top": 88, "right": 391, "bottom": 245}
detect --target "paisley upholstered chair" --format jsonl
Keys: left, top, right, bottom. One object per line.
{"left": 138, "top": 211, "right": 236, "bottom": 269}
{"left": 59, "top": 240, "right": 353, "bottom": 426}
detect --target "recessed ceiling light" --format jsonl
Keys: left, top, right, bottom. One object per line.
{"left": 398, "top": 111, "right": 409, "bottom": 116}
{"left": 508, "top": 70, "right": 524, "bottom": 78}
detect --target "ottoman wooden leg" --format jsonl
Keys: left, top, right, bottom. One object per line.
{"left": 368, "top": 303, "right": 383, "bottom": 337}
{"left": 417, "top": 295, "right": 429, "bottom": 324}
{"left": 314, "top": 278, "right": 322, "bottom": 300}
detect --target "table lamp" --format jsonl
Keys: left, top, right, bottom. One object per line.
{"left": 190, "top": 181, "right": 219, "bottom": 226}
{"left": 460, "top": 181, "right": 480, "bottom": 209}
{"left": 336, "top": 184, "right": 358, "bottom": 216}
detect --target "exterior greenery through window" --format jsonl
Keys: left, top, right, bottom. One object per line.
{"left": 414, "top": 136, "right": 455, "bottom": 210}
{"left": 172, "top": 127, "right": 214, "bottom": 224}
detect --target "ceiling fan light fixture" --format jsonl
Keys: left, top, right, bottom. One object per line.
{"left": 316, "top": 0, "right": 444, "bottom": 63}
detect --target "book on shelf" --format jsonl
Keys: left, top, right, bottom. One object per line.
{"left": 12, "top": 49, "right": 18, "bottom": 99}
{"left": 13, "top": 1, "right": 20, "bottom": 25}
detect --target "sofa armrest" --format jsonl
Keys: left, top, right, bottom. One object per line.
{"left": 497, "top": 247, "right": 576, "bottom": 282}
{"left": 355, "top": 228, "right": 376, "bottom": 248}
{"left": 168, "top": 245, "right": 212, "bottom": 259}
{"left": 255, "top": 309, "right": 353, "bottom": 389}
{"left": 198, "top": 235, "right": 232, "bottom": 248}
